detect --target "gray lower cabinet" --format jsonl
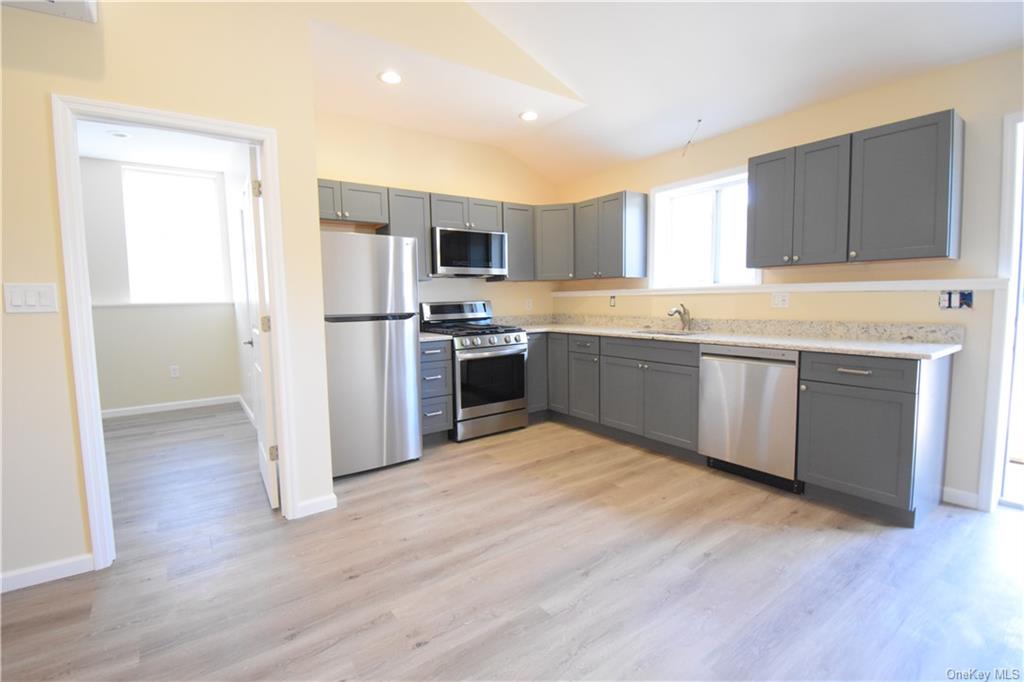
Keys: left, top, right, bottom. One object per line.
{"left": 849, "top": 109, "right": 963, "bottom": 262}
{"left": 430, "top": 193, "right": 470, "bottom": 229}
{"left": 535, "top": 204, "right": 575, "bottom": 280}
{"left": 574, "top": 199, "right": 599, "bottom": 280}
{"left": 503, "top": 203, "right": 535, "bottom": 281}
{"left": 569, "top": 352, "right": 600, "bottom": 423}
{"left": 386, "top": 188, "right": 431, "bottom": 281}
{"left": 420, "top": 339, "right": 453, "bottom": 435}
{"left": 420, "top": 360, "right": 453, "bottom": 399}
{"left": 547, "top": 333, "right": 569, "bottom": 414}
{"left": 468, "top": 198, "right": 502, "bottom": 231}
{"left": 421, "top": 395, "right": 453, "bottom": 434}
{"left": 643, "top": 362, "right": 699, "bottom": 449}
{"left": 793, "top": 135, "right": 850, "bottom": 265}
{"left": 318, "top": 179, "right": 343, "bottom": 221}
{"left": 600, "top": 356, "right": 644, "bottom": 435}
{"left": 338, "top": 182, "right": 389, "bottom": 223}
{"left": 526, "top": 333, "right": 548, "bottom": 413}
{"left": 796, "top": 351, "right": 952, "bottom": 525}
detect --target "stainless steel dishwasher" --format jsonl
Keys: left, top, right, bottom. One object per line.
{"left": 698, "top": 344, "right": 801, "bottom": 490}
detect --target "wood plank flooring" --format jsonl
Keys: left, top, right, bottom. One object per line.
{"left": 2, "top": 405, "right": 1022, "bottom": 680}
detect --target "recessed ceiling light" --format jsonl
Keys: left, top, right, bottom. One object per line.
{"left": 519, "top": 111, "right": 539, "bottom": 122}
{"left": 108, "top": 130, "right": 130, "bottom": 138}
{"left": 378, "top": 70, "right": 402, "bottom": 85}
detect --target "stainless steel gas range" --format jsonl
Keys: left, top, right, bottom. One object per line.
{"left": 420, "top": 300, "right": 528, "bottom": 441}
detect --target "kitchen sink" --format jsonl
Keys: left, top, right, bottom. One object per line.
{"left": 631, "top": 329, "right": 697, "bottom": 336}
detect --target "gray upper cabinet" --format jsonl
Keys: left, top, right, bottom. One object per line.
{"left": 527, "top": 333, "right": 548, "bottom": 413}
{"left": 318, "top": 179, "right": 343, "bottom": 220}
{"left": 793, "top": 135, "right": 851, "bottom": 265}
{"left": 573, "top": 192, "right": 647, "bottom": 280}
{"left": 385, "top": 188, "right": 431, "bottom": 281}
{"left": 746, "top": 149, "right": 795, "bottom": 268}
{"left": 535, "top": 204, "right": 575, "bottom": 280}
{"left": 600, "top": 356, "right": 644, "bottom": 435}
{"left": 468, "top": 198, "right": 502, "bottom": 231}
{"left": 339, "top": 182, "right": 389, "bottom": 223}
{"left": 848, "top": 109, "right": 963, "bottom": 262}
{"left": 569, "top": 351, "right": 600, "bottom": 423}
{"left": 503, "top": 203, "right": 535, "bottom": 281}
{"left": 547, "top": 333, "right": 569, "bottom": 414}
{"left": 643, "top": 362, "right": 699, "bottom": 449}
{"left": 430, "top": 193, "right": 470, "bottom": 229}
{"left": 574, "top": 199, "right": 599, "bottom": 280}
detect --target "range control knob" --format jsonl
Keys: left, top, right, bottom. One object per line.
{"left": 473, "top": 337, "right": 481, "bottom": 346}
{"left": 504, "top": 335, "right": 511, "bottom": 343}
{"left": 489, "top": 336, "right": 497, "bottom": 345}
{"left": 514, "top": 334, "right": 522, "bottom": 342}
{"left": 461, "top": 338, "right": 469, "bottom": 347}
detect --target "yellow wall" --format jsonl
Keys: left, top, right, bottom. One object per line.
{"left": 92, "top": 305, "right": 242, "bottom": 410}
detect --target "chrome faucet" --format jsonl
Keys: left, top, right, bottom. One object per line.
{"left": 668, "top": 303, "right": 691, "bottom": 331}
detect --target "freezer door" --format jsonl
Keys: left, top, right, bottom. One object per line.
{"left": 321, "top": 231, "right": 418, "bottom": 315}
{"left": 324, "top": 316, "right": 422, "bottom": 477}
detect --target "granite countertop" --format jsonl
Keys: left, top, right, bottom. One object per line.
{"left": 419, "top": 331, "right": 453, "bottom": 342}
{"left": 518, "top": 324, "right": 961, "bottom": 361}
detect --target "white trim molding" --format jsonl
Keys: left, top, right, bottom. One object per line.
{"left": 551, "top": 277, "right": 1008, "bottom": 298}
{"left": 101, "top": 395, "right": 241, "bottom": 419}
{"left": 51, "top": 94, "right": 309, "bottom": 585}
{"left": 942, "top": 487, "right": 981, "bottom": 510}
{"left": 292, "top": 493, "right": 339, "bottom": 519}
{"left": 1, "top": 554, "right": 94, "bottom": 593}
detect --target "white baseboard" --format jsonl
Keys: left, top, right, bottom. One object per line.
{"left": 102, "top": 395, "right": 241, "bottom": 419}
{"left": 290, "top": 493, "right": 338, "bottom": 519}
{"left": 238, "top": 395, "right": 256, "bottom": 427}
{"left": 942, "top": 486, "right": 980, "bottom": 509}
{"left": 1, "top": 553, "right": 94, "bottom": 593}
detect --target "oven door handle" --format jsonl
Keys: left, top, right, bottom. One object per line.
{"left": 456, "top": 346, "right": 527, "bottom": 360}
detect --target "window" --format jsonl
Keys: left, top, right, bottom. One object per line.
{"left": 121, "top": 167, "right": 231, "bottom": 303}
{"left": 650, "top": 171, "right": 760, "bottom": 289}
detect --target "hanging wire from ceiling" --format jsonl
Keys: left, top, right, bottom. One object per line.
{"left": 680, "top": 118, "right": 703, "bottom": 158}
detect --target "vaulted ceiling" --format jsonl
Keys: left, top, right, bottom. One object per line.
{"left": 311, "top": 2, "right": 1023, "bottom": 182}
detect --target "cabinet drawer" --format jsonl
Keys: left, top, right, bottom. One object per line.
{"left": 800, "top": 352, "right": 919, "bottom": 393}
{"left": 421, "top": 396, "right": 453, "bottom": 434}
{"left": 600, "top": 337, "right": 698, "bottom": 367}
{"left": 420, "top": 340, "right": 451, "bottom": 362}
{"left": 420, "top": 360, "right": 452, "bottom": 398}
{"left": 569, "top": 334, "right": 599, "bottom": 352}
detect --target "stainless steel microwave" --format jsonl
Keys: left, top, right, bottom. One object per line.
{"left": 432, "top": 227, "right": 508, "bottom": 277}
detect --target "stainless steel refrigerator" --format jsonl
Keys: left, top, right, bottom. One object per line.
{"left": 321, "top": 232, "right": 422, "bottom": 477}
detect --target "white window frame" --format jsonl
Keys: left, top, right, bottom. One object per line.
{"left": 647, "top": 166, "right": 762, "bottom": 291}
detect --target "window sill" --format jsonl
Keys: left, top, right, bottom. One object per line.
{"left": 91, "top": 301, "right": 235, "bottom": 308}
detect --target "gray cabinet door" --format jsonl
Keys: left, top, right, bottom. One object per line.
{"left": 503, "top": 202, "right": 535, "bottom": 281}
{"left": 793, "top": 135, "right": 850, "bottom": 265}
{"left": 574, "top": 198, "right": 599, "bottom": 280}
{"left": 535, "top": 204, "right": 575, "bottom": 280}
{"left": 339, "top": 182, "right": 389, "bottom": 223}
{"left": 547, "top": 333, "right": 569, "bottom": 414}
{"left": 569, "top": 352, "right": 600, "bottom": 423}
{"left": 527, "top": 333, "right": 548, "bottom": 413}
{"left": 643, "top": 362, "right": 699, "bottom": 450}
{"left": 849, "top": 110, "right": 961, "bottom": 262}
{"left": 430, "top": 193, "right": 470, "bottom": 229}
{"left": 600, "top": 355, "right": 643, "bottom": 435}
{"left": 318, "top": 179, "right": 342, "bottom": 220}
{"left": 797, "top": 380, "right": 915, "bottom": 509}
{"left": 596, "top": 194, "right": 622, "bottom": 278}
{"left": 746, "top": 148, "right": 795, "bottom": 268}
{"left": 386, "top": 188, "right": 431, "bottom": 281}
{"left": 468, "top": 198, "right": 502, "bottom": 231}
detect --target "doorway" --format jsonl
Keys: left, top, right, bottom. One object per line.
{"left": 1000, "top": 118, "right": 1024, "bottom": 508}
{"left": 52, "top": 96, "right": 293, "bottom": 571}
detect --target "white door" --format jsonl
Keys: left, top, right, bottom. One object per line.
{"left": 241, "top": 146, "right": 280, "bottom": 509}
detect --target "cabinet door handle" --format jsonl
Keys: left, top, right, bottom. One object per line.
{"left": 423, "top": 349, "right": 443, "bottom": 355}
{"left": 423, "top": 375, "right": 443, "bottom": 381}
{"left": 335, "top": 211, "right": 342, "bottom": 218}
{"left": 792, "top": 255, "right": 800, "bottom": 262}
{"left": 782, "top": 255, "right": 790, "bottom": 262}
{"left": 576, "top": 342, "right": 592, "bottom": 348}
{"left": 592, "top": 357, "right": 598, "bottom": 363}
{"left": 836, "top": 367, "right": 873, "bottom": 376}
{"left": 424, "top": 410, "right": 443, "bottom": 417}
{"left": 849, "top": 250, "right": 858, "bottom": 258}
{"left": 568, "top": 272, "right": 574, "bottom": 278}
{"left": 800, "top": 384, "right": 807, "bottom": 391}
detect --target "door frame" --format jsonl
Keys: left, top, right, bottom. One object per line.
{"left": 52, "top": 94, "right": 301, "bottom": 571}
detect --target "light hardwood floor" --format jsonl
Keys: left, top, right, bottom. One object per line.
{"left": 2, "top": 405, "right": 1022, "bottom": 681}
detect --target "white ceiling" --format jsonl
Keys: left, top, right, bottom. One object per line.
{"left": 311, "top": 2, "right": 1023, "bottom": 182}
{"left": 76, "top": 120, "right": 250, "bottom": 174}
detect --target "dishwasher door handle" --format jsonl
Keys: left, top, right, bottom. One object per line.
{"left": 700, "top": 353, "right": 797, "bottom": 368}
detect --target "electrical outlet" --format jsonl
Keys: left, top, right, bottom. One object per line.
{"left": 524, "top": 298, "right": 533, "bottom": 311}
{"left": 939, "top": 290, "right": 974, "bottom": 309}
{"left": 169, "top": 364, "right": 180, "bottom": 379}
{"left": 609, "top": 296, "right": 616, "bottom": 308}
{"left": 770, "top": 292, "right": 790, "bottom": 309}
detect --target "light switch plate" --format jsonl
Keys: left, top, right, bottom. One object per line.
{"left": 4, "top": 283, "right": 59, "bottom": 313}
{"left": 770, "top": 292, "right": 790, "bottom": 309}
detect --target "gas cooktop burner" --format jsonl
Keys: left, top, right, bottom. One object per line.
{"left": 421, "top": 322, "right": 523, "bottom": 337}
{"left": 419, "top": 300, "right": 526, "bottom": 350}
